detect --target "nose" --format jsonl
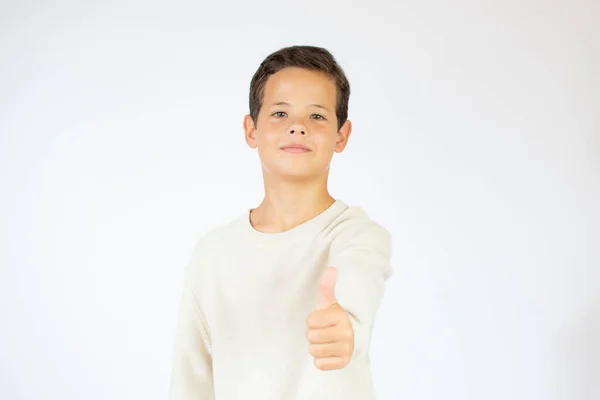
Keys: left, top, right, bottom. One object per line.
{"left": 289, "top": 128, "right": 306, "bottom": 135}
{"left": 288, "top": 119, "right": 308, "bottom": 135}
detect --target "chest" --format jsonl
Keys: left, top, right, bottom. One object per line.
{"left": 201, "top": 236, "right": 333, "bottom": 343}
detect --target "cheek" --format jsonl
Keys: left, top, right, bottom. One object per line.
{"left": 265, "top": 128, "right": 282, "bottom": 140}
{"left": 259, "top": 132, "right": 281, "bottom": 151}
{"left": 257, "top": 118, "right": 282, "bottom": 138}
{"left": 255, "top": 125, "right": 278, "bottom": 143}
{"left": 255, "top": 130, "right": 282, "bottom": 160}
{"left": 315, "top": 131, "right": 338, "bottom": 150}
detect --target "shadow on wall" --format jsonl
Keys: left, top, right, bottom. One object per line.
{"left": 557, "top": 298, "right": 600, "bottom": 400}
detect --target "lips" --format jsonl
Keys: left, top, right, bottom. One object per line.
{"left": 280, "top": 144, "right": 310, "bottom": 153}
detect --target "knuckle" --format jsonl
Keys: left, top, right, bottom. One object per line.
{"left": 344, "top": 328, "right": 353, "bottom": 339}
{"left": 314, "top": 358, "right": 323, "bottom": 369}
{"left": 309, "top": 345, "right": 319, "bottom": 357}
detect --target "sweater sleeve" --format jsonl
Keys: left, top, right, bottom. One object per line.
{"left": 328, "top": 221, "right": 393, "bottom": 361}
{"left": 168, "top": 253, "right": 215, "bottom": 400}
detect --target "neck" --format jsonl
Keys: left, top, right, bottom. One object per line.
{"left": 251, "top": 172, "right": 336, "bottom": 233}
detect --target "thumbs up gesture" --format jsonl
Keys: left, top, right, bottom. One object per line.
{"left": 305, "top": 266, "right": 354, "bottom": 371}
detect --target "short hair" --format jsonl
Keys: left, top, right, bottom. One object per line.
{"left": 249, "top": 45, "right": 350, "bottom": 131}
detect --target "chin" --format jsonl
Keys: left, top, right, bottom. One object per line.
{"left": 279, "top": 167, "right": 316, "bottom": 178}
{"left": 261, "top": 155, "right": 330, "bottom": 178}
{"left": 262, "top": 164, "right": 323, "bottom": 180}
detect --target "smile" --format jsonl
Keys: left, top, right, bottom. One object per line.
{"left": 280, "top": 144, "right": 311, "bottom": 154}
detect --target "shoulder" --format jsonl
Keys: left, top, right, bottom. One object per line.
{"left": 184, "top": 211, "right": 247, "bottom": 273}
{"left": 325, "top": 202, "right": 393, "bottom": 279}
{"left": 327, "top": 202, "right": 392, "bottom": 256}
{"left": 329, "top": 202, "right": 391, "bottom": 242}
{"left": 191, "top": 212, "right": 247, "bottom": 255}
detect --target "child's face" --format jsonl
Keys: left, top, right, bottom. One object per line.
{"left": 244, "top": 67, "right": 351, "bottom": 181}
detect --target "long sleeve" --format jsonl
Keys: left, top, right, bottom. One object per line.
{"left": 328, "top": 221, "right": 393, "bottom": 361}
{"left": 168, "top": 256, "right": 215, "bottom": 400}
{"left": 162, "top": 200, "right": 389, "bottom": 399}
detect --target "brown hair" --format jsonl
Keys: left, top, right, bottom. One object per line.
{"left": 249, "top": 45, "right": 351, "bottom": 131}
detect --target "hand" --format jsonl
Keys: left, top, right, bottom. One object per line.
{"left": 305, "top": 266, "right": 354, "bottom": 371}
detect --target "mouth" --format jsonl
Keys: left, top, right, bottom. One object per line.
{"left": 280, "top": 145, "right": 311, "bottom": 154}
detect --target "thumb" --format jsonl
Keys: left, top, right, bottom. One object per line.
{"left": 315, "top": 266, "right": 338, "bottom": 310}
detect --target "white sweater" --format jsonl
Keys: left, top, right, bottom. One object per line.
{"left": 167, "top": 199, "right": 393, "bottom": 400}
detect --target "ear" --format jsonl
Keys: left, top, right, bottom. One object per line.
{"left": 334, "top": 119, "right": 352, "bottom": 153}
{"left": 243, "top": 114, "right": 258, "bottom": 149}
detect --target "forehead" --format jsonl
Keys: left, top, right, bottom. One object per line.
{"left": 263, "top": 67, "right": 336, "bottom": 106}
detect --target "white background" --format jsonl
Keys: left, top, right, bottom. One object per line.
{"left": 1, "top": 1, "right": 598, "bottom": 399}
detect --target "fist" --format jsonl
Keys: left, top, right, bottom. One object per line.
{"left": 305, "top": 266, "right": 354, "bottom": 371}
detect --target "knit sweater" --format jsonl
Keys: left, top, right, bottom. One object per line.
{"left": 167, "top": 199, "right": 393, "bottom": 399}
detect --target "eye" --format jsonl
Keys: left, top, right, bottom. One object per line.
{"left": 311, "top": 114, "right": 326, "bottom": 120}
{"left": 272, "top": 111, "right": 287, "bottom": 118}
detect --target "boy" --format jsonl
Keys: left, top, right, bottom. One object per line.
{"left": 168, "top": 45, "right": 393, "bottom": 399}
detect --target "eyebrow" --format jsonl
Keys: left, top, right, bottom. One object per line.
{"left": 271, "top": 102, "right": 330, "bottom": 112}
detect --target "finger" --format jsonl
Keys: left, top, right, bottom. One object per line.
{"left": 306, "top": 325, "right": 352, "bottom": 344}
{"left": 315, "top": 266, "right": 338, "bottom": 310}
{"left": 309, "top": 342, "right": 353, "bottom": 358}
{"left": 314, "top": 356, "right": 348, "bottom": 371}
{"left": 306, "top": 307, "right": 343, "bottom": 329}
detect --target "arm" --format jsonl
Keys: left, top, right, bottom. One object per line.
{"left": 329, "top": 221, "right": 393, "bottom": 361}
{"left": 168, "top": 254, "right": 215, "bottom": 399}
